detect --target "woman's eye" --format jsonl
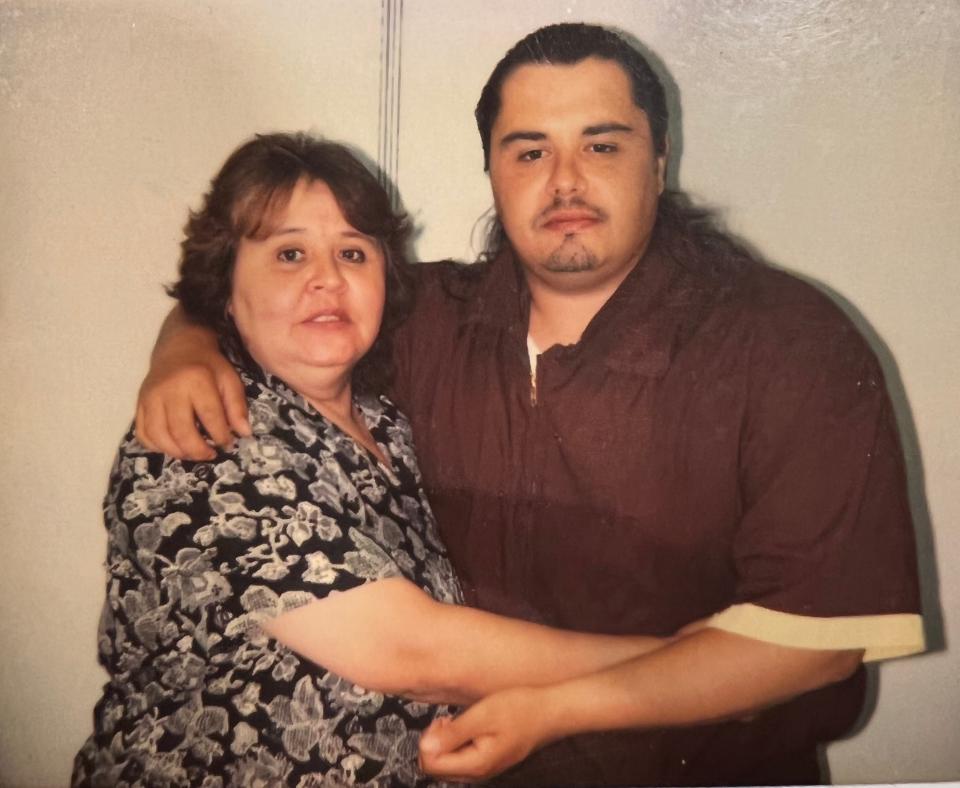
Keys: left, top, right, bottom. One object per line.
{"left": 340, "top": 248, "right": 367, "bottom": 263}
{"left": 277, "top": 248, "right": 305, "bottom": 263}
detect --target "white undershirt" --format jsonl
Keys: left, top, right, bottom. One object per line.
{"left": 526, "top": 334, "right": 541, "bottom": 381}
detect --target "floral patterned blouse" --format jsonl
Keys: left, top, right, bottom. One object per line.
{"left": 73, "top": 356, "right": 463, "bottom": 787}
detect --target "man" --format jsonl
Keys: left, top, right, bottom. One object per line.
{"left": 138, "top": 24, "right": 923, "bottom": 785}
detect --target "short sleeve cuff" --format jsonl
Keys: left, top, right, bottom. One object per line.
{"left": 707, "top": 603, "right": 925, "bottom": 662}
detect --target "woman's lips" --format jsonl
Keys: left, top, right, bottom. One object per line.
{"left": 302, "top": 309, "right": 348, "bottom": 327}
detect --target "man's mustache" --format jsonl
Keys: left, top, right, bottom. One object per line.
{"left": 536, "top": 196, "right": 607, "bottom": 226}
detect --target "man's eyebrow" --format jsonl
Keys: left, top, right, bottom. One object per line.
{"left": 498, "top": 130, "right": 546, "bottom": 148}
{"left": 584, "top": 122, "right": 634, "bottom": 136}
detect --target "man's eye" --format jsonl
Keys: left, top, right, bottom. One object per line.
{"left": 277, "top": 248, "right": 305, "bottom": 263}
{"left": 590, "top": 143, "right": 617, "bottom": 153}
{"left": 518, "top": 149, "right": 544, "bottom": 162}
{"left": 340, "top": 248, "right": 367, "bottom": 263}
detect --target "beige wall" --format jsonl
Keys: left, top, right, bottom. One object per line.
{"left": 1, "top": 1, "right": 957, "bottom": 784}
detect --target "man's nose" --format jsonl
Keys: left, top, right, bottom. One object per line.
{"left": 547, "top": 153, "right": 585, "bottom": 196}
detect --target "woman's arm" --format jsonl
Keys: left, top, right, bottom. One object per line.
{"left": 136, "top": 305, "right": 249, "bottom": 459}
{"left": 261, "top": 576, "right": 667, "bottom": 705}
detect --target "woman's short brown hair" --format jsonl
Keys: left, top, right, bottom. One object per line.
{"left": 168, "top": 132, "right": 412, "bottom": 394}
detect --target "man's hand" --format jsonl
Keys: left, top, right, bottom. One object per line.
{"left": 135, "top": 307, "right": 250, "bottom": 459}
{"left": 418, "top": 687, "right": 555, "bottom": 782}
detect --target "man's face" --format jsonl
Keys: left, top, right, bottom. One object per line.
{"left": 489, "top": 57, "right": 666, "bottom": 295}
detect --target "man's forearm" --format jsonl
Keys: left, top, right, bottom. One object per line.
{"left": 539, "top": 628, "right": 862, "bottom": 739}
{"left": 418, "top": 627, "right": 863, "bottom": 780}
{"left": 151, "top": 304, "right": 217, "bottom": 360}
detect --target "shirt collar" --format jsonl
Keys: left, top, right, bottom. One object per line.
{"left": 222, "top": 338, "right": 325, "bottom": 418}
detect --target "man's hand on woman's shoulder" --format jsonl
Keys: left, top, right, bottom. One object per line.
{"left": 135, "top": 306, "right": 250, "bottom": 460}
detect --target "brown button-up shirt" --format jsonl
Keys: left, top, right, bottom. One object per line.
{"left": 390, "top": 227, "right": 921, "bottom": 785}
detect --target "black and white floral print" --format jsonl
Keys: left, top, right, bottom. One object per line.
{"left": 74, "top": 357, "right": 463, "bottom": 787}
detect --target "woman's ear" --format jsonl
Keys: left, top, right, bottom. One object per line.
{"left": 656, "top": 138, "right": 670, "bottom": 195}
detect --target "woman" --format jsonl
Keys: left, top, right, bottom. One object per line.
{"left": 74, "top": 133, "right": 662, "bottom": 786}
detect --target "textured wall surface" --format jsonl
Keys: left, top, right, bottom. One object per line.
{"left": 2, "top": 1, "right": 957, "bottom": 784}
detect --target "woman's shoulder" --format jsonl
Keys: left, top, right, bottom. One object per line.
{"left": 358, "top": 394, "right": 414, "bottom": 443}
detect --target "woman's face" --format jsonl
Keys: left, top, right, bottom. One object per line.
{"left": 229, "top": 179, "right": 386, "bottom": 392}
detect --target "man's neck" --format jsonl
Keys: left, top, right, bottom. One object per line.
{"left": 525, "top": 260, "right": 640, "bottom": 351}
{"left": 527, "top": 284, "right": 614, "bottom": 350}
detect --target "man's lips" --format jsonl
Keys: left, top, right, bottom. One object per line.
{"left": 539, "top": 209, "right": 602, "bottom": 233}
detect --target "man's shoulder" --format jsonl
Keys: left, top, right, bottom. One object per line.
{"left": 716, "top": 264, "right": 882, "bottom": 376}
{"left": 733, "top": 265, "right": 864, "bottom": 338}
{"left": 661, "top": 241, "right": 880, "bottom": 375}
{"left": 654, "top": 207, "right": 860, "bottom": 343}
{"left": 407, "top": 258, "right": 493, "bottom": 300}
{"left": 401, "top": 258, "right": 498, "bottom": 335}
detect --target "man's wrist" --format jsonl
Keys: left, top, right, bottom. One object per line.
{"left": 538, "top": 680, "right": 588, "bottom": 745}
{"left": 538, "top": 665, "right": 650, "bottom": 743}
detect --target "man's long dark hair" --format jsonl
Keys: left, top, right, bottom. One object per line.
{"left": 475, "top": 22, "right": 756, "bottom": 278}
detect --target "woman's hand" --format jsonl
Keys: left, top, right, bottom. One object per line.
{"left": 418, "top": 686, "right": 558, "bottom": 782}
{"left": 135, "top": 307, "right": 250, "bottom": 460}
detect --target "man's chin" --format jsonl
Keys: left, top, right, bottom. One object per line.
{"left": 544, "top": 260, "right": 597, "bottom": 274}
{"left": 526, "top": 264, "right": 615, "bottom": 296}
{"left": 543, "top": 248, "right": 598, "bottom": 274}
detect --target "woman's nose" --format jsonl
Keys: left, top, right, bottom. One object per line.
{"left": 307, "top": 258, "right": 347, "bottom": 291}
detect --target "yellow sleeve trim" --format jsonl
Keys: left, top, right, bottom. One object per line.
{"left": 706, "top": 603, "right": 925, "bottom": 662}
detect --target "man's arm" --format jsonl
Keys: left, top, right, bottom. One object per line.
{"left": 418, "top": 629, "right": 862, "bottom": 781}
{"left": 136, "top": 305, "right": 249, "bottom": 459}
{"left": 261, "top": 576, "right": 668, "bottom": 706}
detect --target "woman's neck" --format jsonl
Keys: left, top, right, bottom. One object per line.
{"left": 304, "top": 379, "right": 388, "bottom": 467}
{"left": 304, "top": 381, "right": 354, "bottom": 427}
{"left": 248, "top": 354, "right": 388, "bottom": 466}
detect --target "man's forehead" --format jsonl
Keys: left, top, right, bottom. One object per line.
{"left": 493, "top": 58, "right": 646, "bottom": 135}
{"left": 500, "top": 55, "right": 630, "bottom": 88}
